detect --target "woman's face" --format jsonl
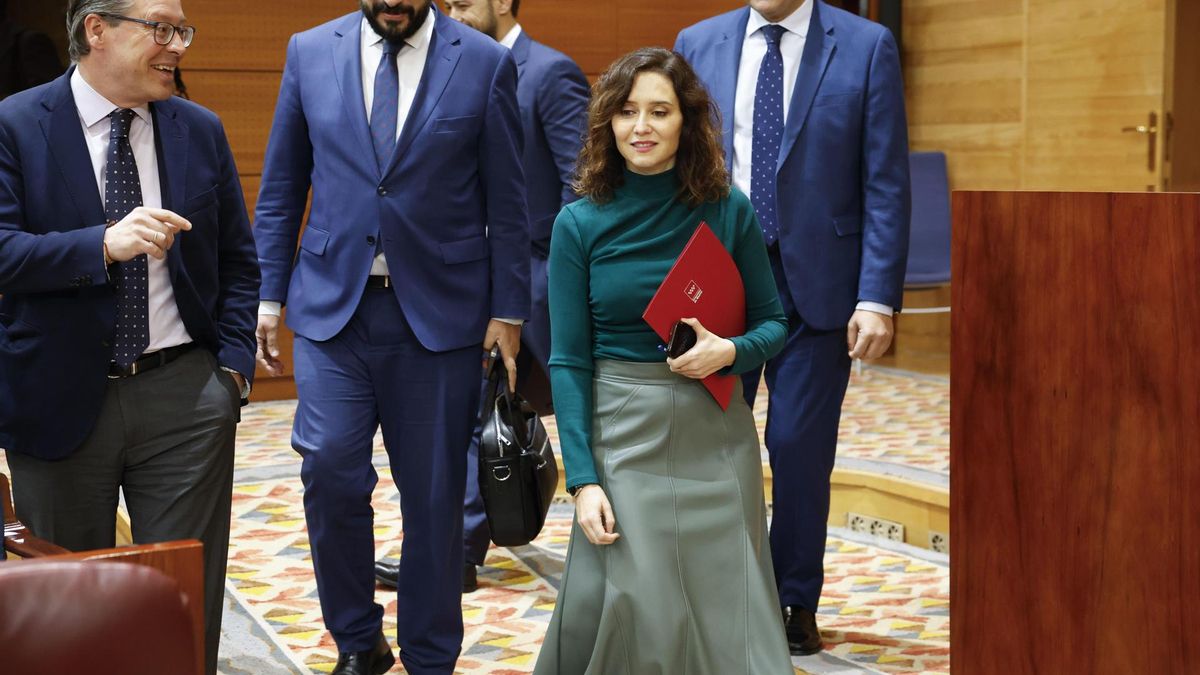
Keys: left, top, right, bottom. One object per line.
{"left": 611, "top": 71, "right": 683, "bottom": 176}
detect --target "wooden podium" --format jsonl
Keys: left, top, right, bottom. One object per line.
{"left": 951, "top": 191, "right": 1200, "bottom": 673}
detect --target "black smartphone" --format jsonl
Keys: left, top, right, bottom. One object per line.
{"left": 666, "top": 321, "right": 697, "bottom": 358}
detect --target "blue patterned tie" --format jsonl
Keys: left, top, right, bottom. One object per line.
{"left": 371, "top": 40, "right": 401, "bottom": 173}
{"left": 107, "top": 109, "right": 148, "bottom": 368}
{"left": 752, "top": 24, "right": 787, "bottom": 246}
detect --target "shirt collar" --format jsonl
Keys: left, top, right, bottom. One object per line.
{"left": 361, "top": 5, "right": 435, "bottom": 54}
{"left": 746, "top": 0, "right": 814, "bottom": 40}
{"left": 498, "top": 23, "right": 522, "bottom": 50}
{"left": 70, "top": 67, "right": 152, "bottom": 130}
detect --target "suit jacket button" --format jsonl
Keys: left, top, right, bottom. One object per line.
{"left": 377, "top": 186, "right": 387, "bottom": 196}
{"left": 366, "top": 235, "right": 376, "bottom": 246}
{"left": 101, "top": 340, "right": 110, "bottom": 348}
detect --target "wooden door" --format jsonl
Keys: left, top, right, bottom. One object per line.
{"left": 1023, "top": 0, "right": 1167, "bottom": 191}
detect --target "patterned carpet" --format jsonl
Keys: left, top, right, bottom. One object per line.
{"left": 0, "top": 366, "right": 950, "bottom": 674}
{"left": 217, "top": 366, "right": 950, "bottom": 674}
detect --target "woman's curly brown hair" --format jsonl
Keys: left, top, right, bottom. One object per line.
{"left": 574, "top": 47, "right": 729, "bottom": 207}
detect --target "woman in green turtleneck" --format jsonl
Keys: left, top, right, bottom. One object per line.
{"left": 533, "top": 48, "right": 793, "bottom": 674}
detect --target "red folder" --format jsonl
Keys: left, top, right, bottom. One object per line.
{"left": 642, "top": 221, "right": 745, "bottom": 410}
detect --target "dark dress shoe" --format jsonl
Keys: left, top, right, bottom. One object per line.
{"left": 331, "top": 632, "right": 394, "bottom": 675}
{"left": 376, "top": 558, "right": 479, "bottom": 593}
{"left": 374, "top": 559, "right": 399, "bottom": 589}
{"left": 782, "top": 605, "right": 823, "bottom": 655}
{"left": 463, "top": 562, "right": 478, "bottom": 593}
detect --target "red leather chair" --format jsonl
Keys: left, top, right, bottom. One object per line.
{"left": 0, "top": 560, "right": 197, "bottom": 675}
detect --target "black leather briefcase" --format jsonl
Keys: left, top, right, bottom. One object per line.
{"left": 478, "top": 355, "right": 558, "bottom": 547}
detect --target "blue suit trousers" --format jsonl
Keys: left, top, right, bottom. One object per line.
{"left": 292, "top": 287, "right": 481, "bottom": 673}
{"left": 742, "top": 246, "right": 852, "bottom": 612}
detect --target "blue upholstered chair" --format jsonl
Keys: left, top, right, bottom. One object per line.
{"left": 905, "top": 151, "right": 952, "bottom": 288}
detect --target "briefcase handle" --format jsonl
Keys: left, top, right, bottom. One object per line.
{"left": 483, "top": 349, "right": 531, "bottom": 448}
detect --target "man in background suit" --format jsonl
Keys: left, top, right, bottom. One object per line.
{"left": 373, "top": 0, "right": 588, "bottom": 594}
{"left": 253, "top": 0, "right": 529, "bottom": 672}
{"left": 0, "top": 1, "right": 260, "bottom": 673}
{"left": 676, "top": 0, "right": 910, "bottom": 655}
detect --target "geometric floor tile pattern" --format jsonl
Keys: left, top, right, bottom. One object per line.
{"left": 215, "top": 366, "right": 950, "bottom": 674}
{"left": 0, "top": 366, "right": 950, "bottom": 674}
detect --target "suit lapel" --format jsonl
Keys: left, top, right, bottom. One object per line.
{"left": 332, "top": 15, "right": 375, "bottom": 174}
{"left": 713, "top": 10, "right": 750, "bottom": 170}
{"left": 39, "top": 70, "right": 105, "bottom": 229}
{"left": 385, "top": 11, "right": 461, "bottom": 175}
{"left": 778, "top": 0, "right": 835, "bottom": 172}
{"left": 151, "top": 98, "right": 188, "bottom": 281}
{"left": 512, "top": 30, "right": 531, "bottom": 79}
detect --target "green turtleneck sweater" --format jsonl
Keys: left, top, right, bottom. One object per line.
{"left": 548, "top": 169, "right": 787, "bottom": 489}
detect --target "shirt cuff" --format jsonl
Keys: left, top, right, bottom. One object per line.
{"left": 220, "top": 366, "right": 251, "bottom": 398}
{"left": 259, "top": 301, "right": 282, "bottom": 317}
{"left": 495, "top": 317, "right": 524, "bottom": 326}
{"left": 855, "top": 301, "right": 893, "bottom": 316}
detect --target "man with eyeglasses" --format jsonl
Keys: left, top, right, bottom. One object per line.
{"left": 0, "top": 2, "right": 259, "bottom": 673}
{"left": 254, "top": 0, "right": 528, "bottom": 673}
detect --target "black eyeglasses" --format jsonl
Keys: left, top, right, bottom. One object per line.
{"left": 99, "top": 14, "right": 196, "bottom": 48}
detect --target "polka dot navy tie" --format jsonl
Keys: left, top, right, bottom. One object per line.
{"left": 752, "top": 24, "right": 787, "bottom": 246}
{"left": 107, "top": 108, "right": 149, "bottom": 368}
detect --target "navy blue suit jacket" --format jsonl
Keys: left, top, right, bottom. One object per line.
{"left": 0, "top": 69, "right": 261, "bottom": 460}
{"left": 511, "top": 31, "right": 588, "bottom": 257}
{"left": 676, "top": 1, "right": 910, "bottom": 330}
{"left": 254, "top": 11, "right": 531, "bottom": 350}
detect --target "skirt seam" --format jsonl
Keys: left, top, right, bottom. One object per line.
{"left": 599, "top": 428, "right": 635, "bottom": 675}
{"left": 722, "top": 401, "right": 753, "bottom": 674}
{"left": 669, "top": 383, "right": 695, "bottom": 673}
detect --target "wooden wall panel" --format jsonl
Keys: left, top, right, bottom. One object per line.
{"left": 520, "top": 4, "right": 619, "bottom": 76}
{"left": 903, "top": 0, "right": 1024, "bottom": 190}
{"left": 905, "top": 0, "right": 1178, "bottom": 192}
{"left": 952, "top": 190, "right": 1200, "bottom": 673}
{"left": 616, "top": 1, "right": 742, "bottom": 56}
{"left": 182, "top": 71, "right": 281, "bottom": 176}
{"left": 181, "top": 1, "right": 351, "bottom": 71}
{"left": 1023, "top": 0, "right": 1166, "bottom": 190}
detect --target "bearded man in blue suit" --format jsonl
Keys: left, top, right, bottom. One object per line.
{"left": 373, "top": 0, "right": 588, "bottom": 594}
{"left": 253, "top": 1, "right": 529, "bottom": 673}
{"left": 676, "top": 0, "right": 910, "bottom": 656}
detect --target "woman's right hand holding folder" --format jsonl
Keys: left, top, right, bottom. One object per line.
{"left": 666, "top": 317, "right": 736, "bottom": 380}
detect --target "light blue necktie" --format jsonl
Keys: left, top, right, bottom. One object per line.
{"left": 751, "top": 24, "right": 787, "bottom": 246}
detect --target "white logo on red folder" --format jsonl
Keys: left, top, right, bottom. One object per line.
{"left": 684, "top": 280, "right": 703, "bottom": 303}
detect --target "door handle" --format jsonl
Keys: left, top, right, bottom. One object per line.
{"left": 1121, "top": 111, "right": 1157, "bottom": 172}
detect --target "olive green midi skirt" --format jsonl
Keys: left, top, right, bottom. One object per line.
{"left": 534, "top": 360, "right": 793, "bottom": 675}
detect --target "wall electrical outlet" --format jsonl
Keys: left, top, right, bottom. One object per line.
{"left": 846, "top": 512, "right": 905, "bottom": 542}
{"left": 928, "top": 530, "right": 949, "bottom": 554}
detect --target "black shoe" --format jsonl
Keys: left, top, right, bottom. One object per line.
{"left": 376, "top": 558, "right": 478, "bottom": 593}
{"left": 374, "top": 559, "right": 399, "bottom": 589}
{"left": 463, "top": 562, "right": 478, "bottom": 593}
{"left": 331, "top": 632, "right": 394, "bottom": 675}
{"left": 782, "top": 605, "right": 823, "bottom": 655}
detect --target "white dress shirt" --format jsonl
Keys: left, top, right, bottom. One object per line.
{"left": 71, "top": 67, "right": 194, "bottom": 353}
{"left": 498, "top": 23, "right": 521, "bottom": 49}
{"left": 734, "top": 3, "right": 891, "bottom": 317}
